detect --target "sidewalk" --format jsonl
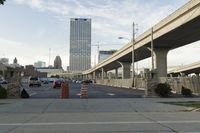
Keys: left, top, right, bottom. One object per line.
{"left": 0, "top": 98, "right": 195, "bottom": 113}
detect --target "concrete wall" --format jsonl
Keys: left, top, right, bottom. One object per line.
{"left": 96, "top": 79, "right": 133, "bottom": 88}
{"left": 95, "top": 78, "right": 147, "bottom": 89}
{"left": 159, "top": 77, "right": 200, "bottom": 94}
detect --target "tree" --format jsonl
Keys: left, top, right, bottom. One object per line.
{"left": 0, "top": 0, "right": 6, "bottom": 5}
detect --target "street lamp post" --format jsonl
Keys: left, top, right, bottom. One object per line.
{"left": 132, "top": 22, "right": 135, "bottom": 88}
{"left": 151, "top": 27, "right": 154, "bottom": 70}
{"left": 118, "top": 22, "right": 136, "bottom": 88}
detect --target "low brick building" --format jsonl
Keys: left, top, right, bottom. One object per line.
{"left": 24, "top": 65, "right": 47, "bottom": 77}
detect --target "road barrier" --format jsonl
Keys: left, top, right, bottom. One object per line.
{"left": 61, "top": 82, "right": 69, "bottom": 99}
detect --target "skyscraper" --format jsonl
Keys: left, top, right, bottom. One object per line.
{"left": 69, "top": 18, "right": 91, "bottom": 72}
{"left": 54, "top": 56, "right": 62, "bottom": 69}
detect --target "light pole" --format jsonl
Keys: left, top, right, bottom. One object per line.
{"left": 151, "top": 27, "right": 154, "bottom": 70}
{"left": 118, "top": 22, "right": 136, "bottom": 87}
{"left": 132, "top": 22, "right": 135, "bottom": 88}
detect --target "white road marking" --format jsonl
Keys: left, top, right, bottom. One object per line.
{"left": 76, "top": 93, "right": 81, "bottom": 96}
{"left": 29, "top": 92, "right": 37, "bottom": 96}
{"left": 107, "top": 93, "right": 115, "bottom": 96}
{"left": 1, "top": 120, "right": 200, "bottom": 126}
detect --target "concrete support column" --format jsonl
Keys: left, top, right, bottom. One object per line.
{"left": 115, "top": 68, "right": 118, "bottom": 79}
{"left": 93, "top": 71, "right": 96, "bottom": 80}
{"left": 118, "top": 62, "right": 131, "bottom": 79}
{"left": 83, "top": 75, "right": 86, "bottom": 80}
{"left": 88, "top": 74, "right": 92, "bottom": 79}
{"left": 154, "top": 48, "right": 169, "bottom": 78}
{"left": 195, "top": 73, "right": 199, "bottom": 77}
{"left": 104, "top": 71, "right": 108, "bottom": 78}
{"left": 108, "top": 72, "right": 112, "bottom": 79}
{"left": 101, "top": 68, "right": 105, "bottom": 80}
{"left": 97, "top": 71, "right": 101, "bottom": 79}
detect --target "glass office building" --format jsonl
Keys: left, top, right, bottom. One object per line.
{"left": 69, "top": 18, "right": 91, "bottom": 72}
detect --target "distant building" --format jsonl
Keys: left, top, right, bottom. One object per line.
{"left": 10, "top": 57, "right": 21, "bottom": 68}
{"left": 24, "top": 65, "right": 47, "bottom": 77}
{"left": 37, "top": 67, "right": 64, "bottom": 77}
{"left": 34, "top": 61, "right": 46, "bottom": 68}
{"left": 54, "top": 56, "right": 62, "bottom": 69}
{"left": 69, "top": 18, "right": 91, "bottom": 73}
{"left": 0, "top": 58, "right": 9, "bottom": 65}
{"left": 13, "top": 57, "right": 18, "bottom": 64}
{"left": 98, "top": 50, "right": 117, "bottom": 63}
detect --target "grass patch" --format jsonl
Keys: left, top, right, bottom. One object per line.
{"left": 162, "top": 101, "right": 200, "bottom": 108}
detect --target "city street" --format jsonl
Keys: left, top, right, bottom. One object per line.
{"left": 0, "top": 83, "right": 199, "bottom": 132}
{"left": 1, "top": 0, "right": 200, "bottom": 132}
{"left": 23, "top": 82, "right": 144, "bottom": 99}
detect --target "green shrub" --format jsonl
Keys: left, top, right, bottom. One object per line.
{"left": 155, "top": 83, "right": 172, "bottom": 97}
{"left": 181, "top": 86, "right": 192, "bottom": 97}
{"left": 0, "top": 85, "right": 7, "bottom": 99}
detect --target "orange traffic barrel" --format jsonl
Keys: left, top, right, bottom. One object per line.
{"left": 61, "top": 81, "right": 69, "bottom": 99}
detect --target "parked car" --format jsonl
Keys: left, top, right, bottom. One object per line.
{"left": 52, "top": 79, "right": 64, "bottom": 88}
{"left": 40, "top": 78, "right": 49, "bottom": 84}
{"left": 29, "top": 77, "right": 41, "bottom": 87}
{"left": 82, "top": 80, "right": 93, "bottom": 84}
{"left": 0, "top": 79, "right": 8, "bottom": 84}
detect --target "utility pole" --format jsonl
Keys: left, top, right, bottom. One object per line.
{"left": 132, "top": 22, "right": 135, "bottom": 88}
{"left": 151, "top": 27, "right": 154, "bottom": 70}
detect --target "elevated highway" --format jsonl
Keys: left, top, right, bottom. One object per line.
{"left": 83, "top": 0, "right": 200, "bottom": 80}
{"left": 169, "top": 61, "right": 200, "bottom": 76}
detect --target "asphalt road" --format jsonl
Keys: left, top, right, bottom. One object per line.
{"left": 1, "top": 83, "right": 200, "bottom": 132}
{"left": 23, "top": 82, "right": 144, "bottom": 99}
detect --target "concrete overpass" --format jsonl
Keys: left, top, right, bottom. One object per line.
{"left": 83, "top": 0, "right": 200, "bottom": 80}
{"left": 169, "top": 61, "right": 200, "bottom": 76}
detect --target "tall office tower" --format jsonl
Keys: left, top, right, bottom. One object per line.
{"left": 54, "top": 56, "right": 62, "bottom": 69}
{"left": 69, "top": 18, "right": 91, "bottom": 73}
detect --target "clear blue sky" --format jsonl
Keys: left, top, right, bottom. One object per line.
{"left": 1, "top": 0, "right": 199, "bottom": 70}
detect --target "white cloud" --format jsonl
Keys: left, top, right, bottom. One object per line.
{"left": 12, "top": 0, "right": 189, "bottom": 39}
{"left": 11, "top": 0, "right": 194, "bottom": 68}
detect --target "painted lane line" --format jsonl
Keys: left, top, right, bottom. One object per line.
{"left": 1, "top": 120, "right": 200, "bottom": 126}
{"left": 29, "top": 92, "right": 37, "bottom": 96}
{"left": 107, "top": 93, "right": 115, "bottom": 96}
